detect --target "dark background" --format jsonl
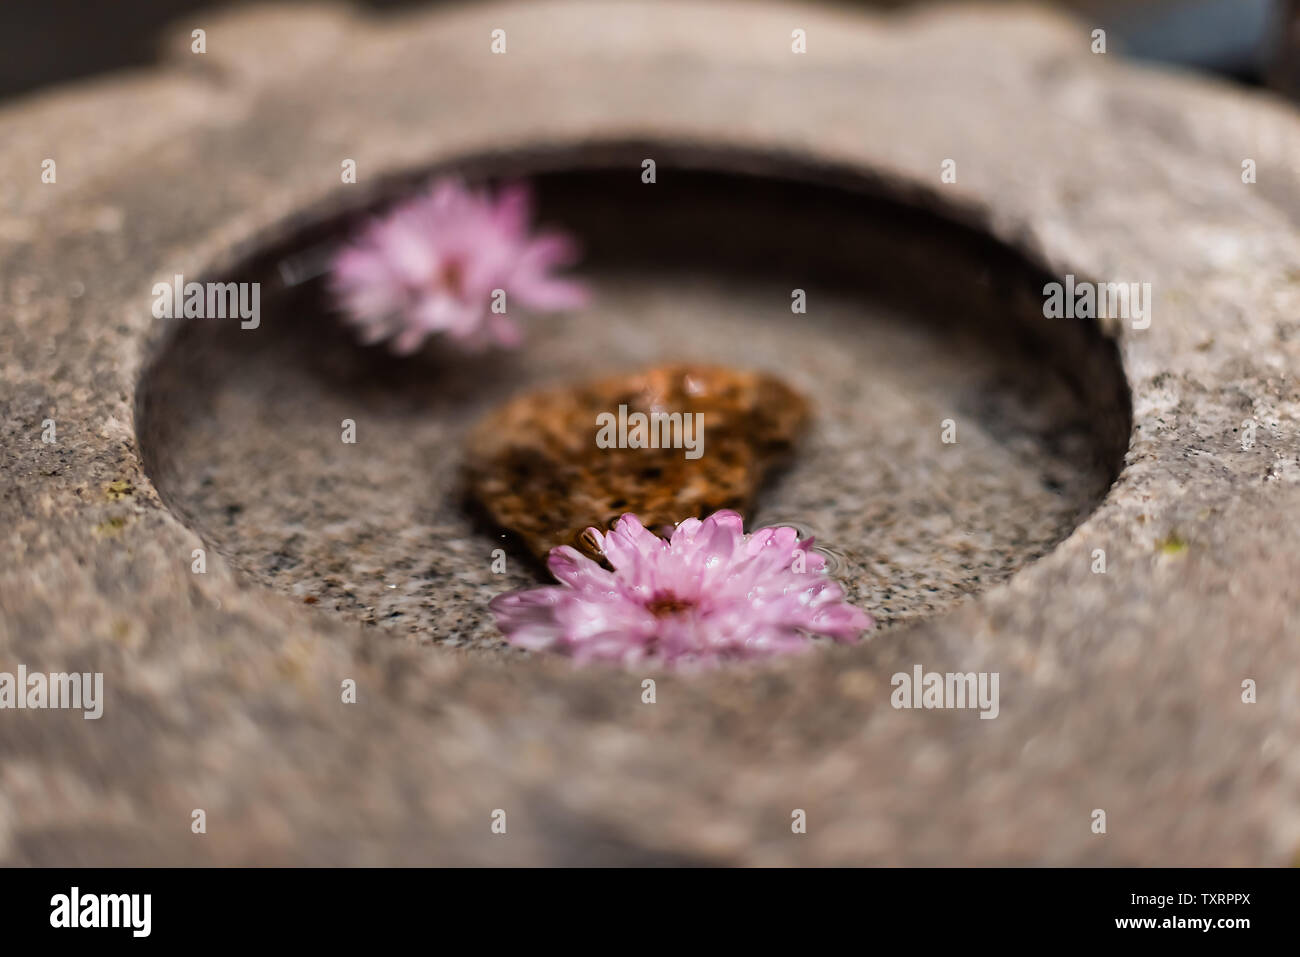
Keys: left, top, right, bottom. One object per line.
{"left": 0, "top": 0, "right": 1294, "bottom": 105}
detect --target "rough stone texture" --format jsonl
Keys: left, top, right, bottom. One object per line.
{"left": 138, "top": 162, "right": 1124, "bottom": 651}
{"left": 1, "top": 0, "right": 1299, "bottom": 865}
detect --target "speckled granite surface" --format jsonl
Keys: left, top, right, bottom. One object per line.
{"left": 140, "top": 164, "right": 1126, "bottom": 652}
{"left": 1, "top": 0, "right": 1298, "bottom": 864}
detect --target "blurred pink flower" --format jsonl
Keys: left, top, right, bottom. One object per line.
{"left": 330, "top": 179, "right": 588, "bottom": 353}
{"left": 491, "top": 510, "right": 872, "bottom": 666}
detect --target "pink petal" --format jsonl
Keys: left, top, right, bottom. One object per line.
{"left": 328, "top": 176, "right": 589, "bottom": 354}
{"left": 490, "top": 509, "right": 873, "bottom": 666}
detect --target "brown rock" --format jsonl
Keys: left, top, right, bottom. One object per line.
{"left": 464, "top": 364, "right": 809, "bottom": 559}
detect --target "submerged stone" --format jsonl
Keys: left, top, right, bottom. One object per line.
{"left": 464, "top": 363, "right": 810, "bottom": 559}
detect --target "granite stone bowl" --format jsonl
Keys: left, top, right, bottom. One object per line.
{"left": 2, "top": 0, "right": 1298, "bottom": 864}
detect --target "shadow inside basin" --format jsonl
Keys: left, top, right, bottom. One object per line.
{"left": 137, "top": 145, "right": 1132, "bottom": 652}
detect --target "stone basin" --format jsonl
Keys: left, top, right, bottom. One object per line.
{"left": 1, "top": 0, "right": 1299, "bottom": 864}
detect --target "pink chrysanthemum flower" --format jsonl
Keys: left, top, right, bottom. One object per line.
{"left": 330, "top": 178, "right": 588, "bottom": 353}
{"left": 491, "top": 510, "right": 873, "bottom": 665}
